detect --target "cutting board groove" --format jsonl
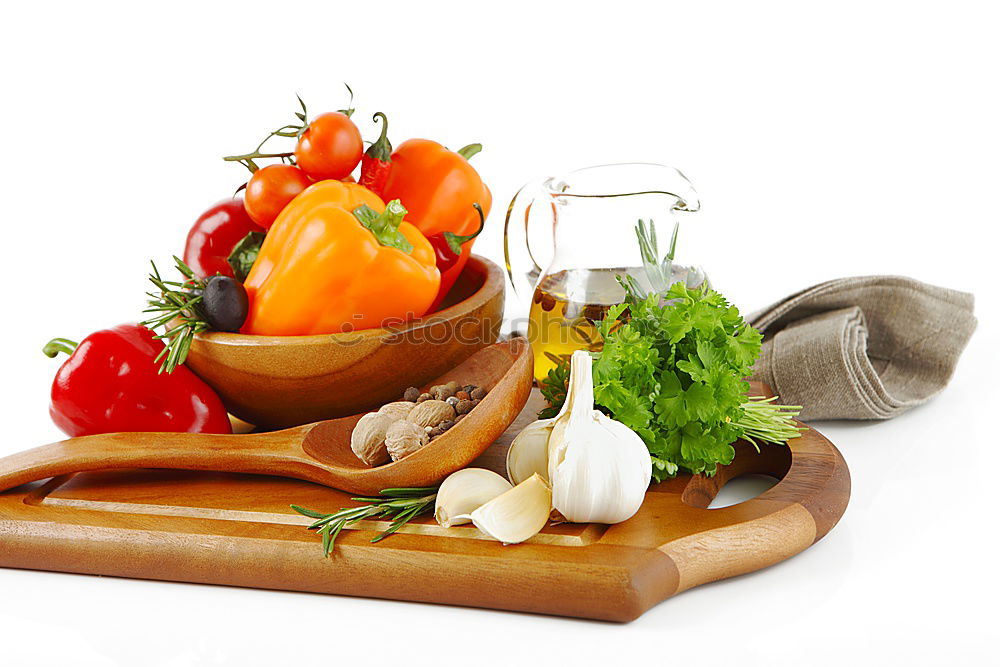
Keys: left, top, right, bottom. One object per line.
{"left": 0, "top": 388, "right": 849, "bottom": 622}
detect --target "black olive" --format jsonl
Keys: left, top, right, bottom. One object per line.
{"left": 199, "top": 275, "right": 249, "bottom": 332}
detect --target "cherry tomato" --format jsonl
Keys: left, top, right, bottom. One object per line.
{"left": 244, "top": 164, "right": 313, "bottom": 229}
{"left": 294, "top": 112, "right": 363, "bottom": 181}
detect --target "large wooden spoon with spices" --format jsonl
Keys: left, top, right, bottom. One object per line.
{"left": 0, "top": 338, "right": 533, "bottom": 496}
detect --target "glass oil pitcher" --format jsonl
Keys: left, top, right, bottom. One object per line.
{"left": 504, "top": 163, "right": 707, "bottom": 383}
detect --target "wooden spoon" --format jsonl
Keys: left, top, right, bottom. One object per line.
{"left": 0, "top": 338, "right": 534, "bottom": 496}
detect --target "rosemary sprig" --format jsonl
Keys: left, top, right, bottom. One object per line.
{"left": 142, "top": 256, "right": 210, "bottom": 374}
{"left": 291, "top": 486, "right": 438, "bottom": 557}
{"left": 635, "top": 218, "right": 679, "bottom": 296}
{"left": 734, "top": 396, "right": 808, "bottom": 452}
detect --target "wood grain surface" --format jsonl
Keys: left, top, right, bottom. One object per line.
{"left": 0, "top": 338, "right": 533, "bottom": 496}
{"left": 184, "top": 255, "right": 506, "bottom": 429}
{"left": 0, "top": 387, "right": 850, "bottom": 622}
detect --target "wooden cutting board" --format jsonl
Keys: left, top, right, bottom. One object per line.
{"left": 0, "top": 390, "right": 849, "bottom": 622}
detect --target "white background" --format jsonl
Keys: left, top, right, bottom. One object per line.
{"left": 1, "top": 1, "right": 997, "bottom": 665}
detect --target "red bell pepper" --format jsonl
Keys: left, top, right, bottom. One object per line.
{"left": 379, "top": 139, "right": 492, "bottom": 310}
{"left": 183, "top": 198, "right": 265, "bottom": 279}
{"left": 44, "top": 324, "right": 232, "bottom": 437}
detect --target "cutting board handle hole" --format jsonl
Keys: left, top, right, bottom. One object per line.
{"left": 706, "top": 474, "right": 779, "bottom": 509}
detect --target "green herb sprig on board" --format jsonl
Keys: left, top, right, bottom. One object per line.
{"left": 292, "top": 486, "right": 437, "bottom": 556}
{"left": 540, "top": 279, "right": 804, "bottom": 481}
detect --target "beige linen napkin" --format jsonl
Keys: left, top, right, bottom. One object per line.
{"left": 749, "top": 276, "right": 976, "bottom": 421}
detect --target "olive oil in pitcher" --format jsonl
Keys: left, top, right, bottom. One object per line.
{"left": 528, "top": 265, "right": 702, "bottom": 383}
{"left": 505, "top": 164, "right": 705, "bottom": 383}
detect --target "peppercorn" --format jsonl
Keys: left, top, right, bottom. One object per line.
{"left": 470, "top": 387, "right": 487, "bottom": 401}
{"left": 431, "top": 384, "right": 456, "bottom": 401}
{"left": 455, "top": 399, "right": 474, "bottom": 415}
{"left": 416, "top": 392, "right": 432, "bottom": 403}
{"left": 403, "top": 386, "right": 421, "bottom": 402}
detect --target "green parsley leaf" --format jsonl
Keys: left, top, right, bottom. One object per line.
{"left": 540, "top": 280, "right": 803, "bottom": 481}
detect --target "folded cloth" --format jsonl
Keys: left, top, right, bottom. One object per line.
{"left": 749, "top": 276, "right": 976, "bottom": 421}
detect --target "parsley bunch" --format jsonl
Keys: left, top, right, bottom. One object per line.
{"left": 541, "top": 280, "right": 803, "bottom": 481}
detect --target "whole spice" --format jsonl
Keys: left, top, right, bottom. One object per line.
{"left": 434, "top": 468, "right": 512, "bottom": 528}
{"left": 403, "top": 386, "right": 421, "bottom": 402}
{"left": 430, "top": 382, "right": 458, "bottom": 401}
{"left": 428, "top": 419, "right": 456, "bottom": 440}
{"left": 350, "top": 412, "right": 395, "bottom": 466}
{"left": 385, "top": 420, "right": 429, "bottom": 461}
{"left": 407, "top": 400, "right": 456, "bottom": 428}
{"left": 378, "top": 401, "right": 415, "bottom": 422}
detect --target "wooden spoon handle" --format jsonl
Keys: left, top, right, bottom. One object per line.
{"left": 0, "top": 428, "right": 311, "bottom": 493}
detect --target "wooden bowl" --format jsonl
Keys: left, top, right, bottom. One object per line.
{"left": 184, "top": 255, "right": 505, "bottom": 430}
{"left": 0, "top": 338, "right": 534, "bottom": 496}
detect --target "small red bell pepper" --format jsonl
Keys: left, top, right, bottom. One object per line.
{"left": 358, "top": 112, "right": 392, "bottom": 197}
{"left": 44, "top": 324, "right": 232, "bottom": 437}
{"left": 379, "top": 139, "right": 492, "bottom": 311}
{"left": 183, "top": 198, "right": 265, "bottom": 279}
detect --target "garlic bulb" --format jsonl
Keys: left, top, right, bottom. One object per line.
{"left": 459, "top": 473, "right": 551, "bottom": 544}
{"left": 548, "top": 350, "right": 652, "bottom": 524}
{"left": 434, "top": 468, "right": 513, "bottom": 528}
{"left": 505, "top": 417, "right": 553, "bottom": 485}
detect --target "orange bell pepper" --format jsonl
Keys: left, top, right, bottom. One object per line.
{"left": 241, "top": 180, "right": 440, "bottom": 336}
{"left": 379, "top": 139, "right": 492, "bottom": 310}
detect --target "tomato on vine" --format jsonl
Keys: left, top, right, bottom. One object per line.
{"left": 222, "top": 88, "right": 361, "bottom": 224}
{"left": 244, "top": 164, "right": 313, "bottom": 229}
{"left": 294, "top": 112, "right": 363, "bottom": 181}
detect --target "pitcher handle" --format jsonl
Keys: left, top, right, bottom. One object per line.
{"left": 504, "top": 178, "right": 553, "bottom": 298}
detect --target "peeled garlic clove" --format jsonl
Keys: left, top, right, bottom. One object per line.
{"left": 434, "top": 468, "right": 513, "bottom": 528}
{"left": 505, "top": 418, "right": 553, "bottom": 485}
{"left": 463, "top": 473, "right": 552, "bottom": 545}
